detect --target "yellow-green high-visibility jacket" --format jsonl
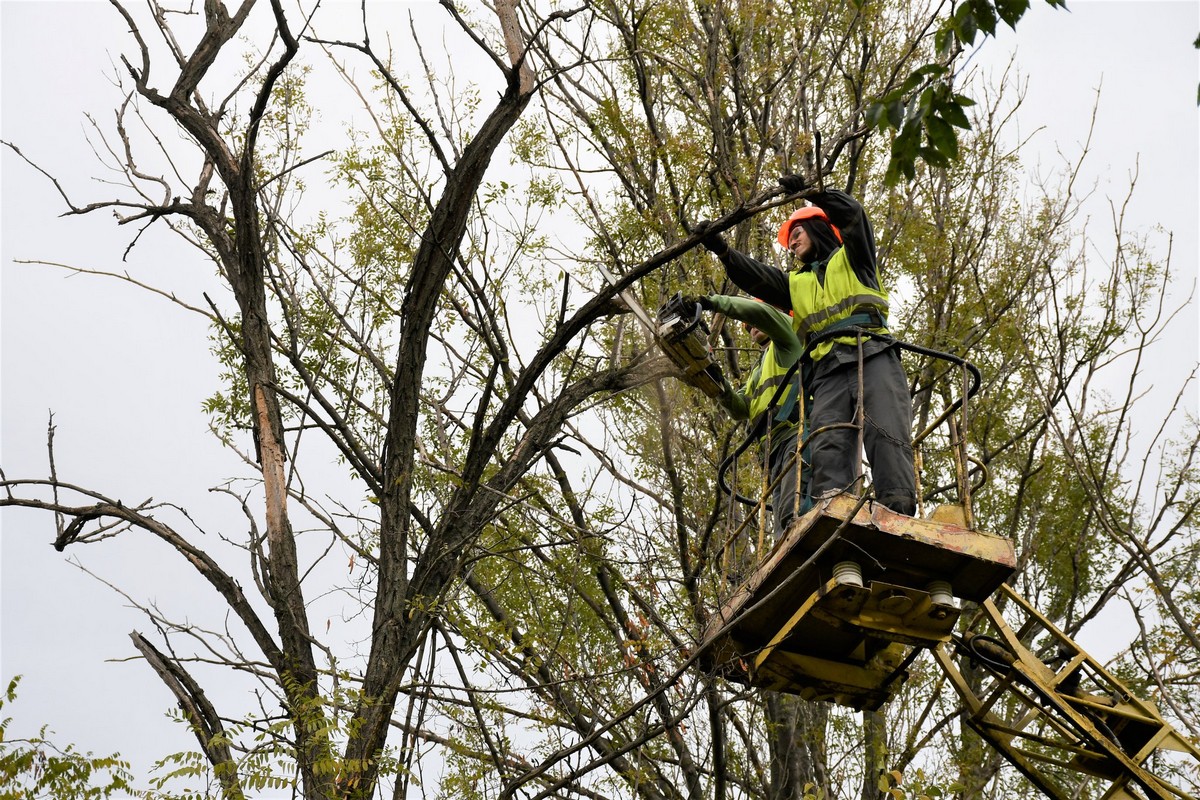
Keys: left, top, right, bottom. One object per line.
{"left": 789, "top": 246, "right": 890, "bottom": 363}
{"left": 707, "top": 294, "right": 803, "bottom": 439}
{"left": 743, "top": 343, "right": 798, "bottom": 434}
{"left": 716, "top": 189, "right": 892, "bottom": 366}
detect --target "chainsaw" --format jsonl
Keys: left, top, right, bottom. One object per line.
{"left": 655, "top": 292, "right": 725, "bottom": 398}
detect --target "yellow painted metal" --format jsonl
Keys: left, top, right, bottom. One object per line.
{"left": 699, "top": 492, "right": 1016, "bottom": 710}
{"left": 751, "top": 578, "right": 831, "bottom": 672}
{"left": 928, "top": 503, "right": 969, "bottom": 526}
{"left": 935, "top": 584, "right": 1200, "bottom": 800}
{"left": 810, "top": 579, "right": 961, "bottom": 644}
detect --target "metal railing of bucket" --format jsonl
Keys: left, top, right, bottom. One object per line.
{"left": 715, "top": 325, "right": 985, "bottom": 581}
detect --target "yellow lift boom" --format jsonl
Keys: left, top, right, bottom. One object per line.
{"left": 935, "top": 585, "right": 1200, "bottom": 800}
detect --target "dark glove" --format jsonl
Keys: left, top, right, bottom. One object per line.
{"left": 693, "top": 220, "right": 727, "bottom": 256}
{"left": 681, "top": 294, "right": 714, "bottom": 312}
{"left": 778, "top": 173, "right": 808, "bottom": 194}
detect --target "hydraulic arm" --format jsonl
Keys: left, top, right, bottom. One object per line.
{"left": 935, "top": 584, "right": 1200, "bottom": 800}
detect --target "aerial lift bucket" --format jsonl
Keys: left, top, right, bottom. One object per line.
{"left": 699, "top": 492, "right": 1017, "bottom": 710}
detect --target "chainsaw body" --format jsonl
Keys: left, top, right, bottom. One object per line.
{"left": 656, "top": 293, "right": 725, "bottom": 398}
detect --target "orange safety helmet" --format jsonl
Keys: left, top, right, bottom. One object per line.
{"left": 777, "top": 206, "right": 842, "bottom": 249}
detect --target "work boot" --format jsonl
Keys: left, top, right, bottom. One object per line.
{"left": 876, "top": 493, "right": 915, "bottom": 517}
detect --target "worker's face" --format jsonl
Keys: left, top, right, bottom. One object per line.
{"left": 748, "top": 325, "right": 769, "bottom": 346}
{"left": 788, "top": 223, "right": 813, "bottom": 260}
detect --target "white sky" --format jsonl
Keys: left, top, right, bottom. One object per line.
{"left": 979, "top": 1, "right": 1200, "bottom": 427}
{"left": 1, "top": 0, "right": 1198, "bottom": 788}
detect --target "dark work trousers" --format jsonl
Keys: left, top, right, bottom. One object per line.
{"left": 764, "top": 423, "right": 810, "bottom": 538}
{"left": 808, "top": 345, "right": 916, "bottom": 515}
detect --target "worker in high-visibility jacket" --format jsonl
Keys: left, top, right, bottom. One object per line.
{"left": 684, "top": 293, "right": 810, "bottom": 536}
{"left": 695, "top": 178, "right": 916, "bottom": 516}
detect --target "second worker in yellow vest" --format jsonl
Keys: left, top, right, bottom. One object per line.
{"left": 683, "top": 293, "right": 811, "bottom": 537}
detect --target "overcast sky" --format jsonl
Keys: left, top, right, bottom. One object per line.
{"left": 2, "top": 0, "right": 1198, "bottom": 787}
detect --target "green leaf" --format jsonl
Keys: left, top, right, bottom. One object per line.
{"left": 935, "top": 27, "right": 954, "bottom": 58}
{"left": 895, "top": 122, "right": 922, "bottom": 154}
{"left": 901, "top": 63, "right": 950, "bottom": 94}
{"left": 918, "top": 86, "right": 936, "bottom": 112}
{"left": 956, "top": 4, "right": 979, "bottom": 44}
{"left": 940, "top": 100, "right": 972, "bottom": 129}
{"left": 918, "top": 145, "right": 951, "bottom": 168}
{"left": 995, "top": 0, "right": 1031, "bottom": 28}
{"left": 905, "top": 96, "right": 924, "bottom": 124}
{"left": 898, "top": 74, "right": 923, "bottom": 95}
{"left": 866, "top": 102, "right": 886, "bottom": 129}
{"left": 971, "top": 0, "right": 999, "bottom": 36}
{"left": 927, "top": 115, "right": 959, "bottom": 159}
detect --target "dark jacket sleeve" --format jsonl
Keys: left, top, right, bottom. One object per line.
{"left": 812, "top": 189, "right": 880, "bottom": 291}
{"left": 717, "top": 248, "right": 791, "bottom": 310}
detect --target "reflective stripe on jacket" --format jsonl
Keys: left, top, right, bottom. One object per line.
{"left": 789, "top": 246, "right": 890, "bottom": 362}
{"left": 745, "top": 343, "right": 799, "bottom": 435}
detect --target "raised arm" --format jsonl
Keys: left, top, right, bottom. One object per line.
{"left": 705, "top": 294, "right": 801, "bottom": 365}
{"left": 719, "top": 249, "right": 791, "bottom": 309}
{"left": 695, "top": 223, "right": 791, "bottom": 309}
{"left": 810, "top": 189, "right": 880, "bottom": 291}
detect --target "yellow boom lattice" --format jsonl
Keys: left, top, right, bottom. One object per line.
{"left": 935, "top": 585, "right": 1199, "bottom": 800}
